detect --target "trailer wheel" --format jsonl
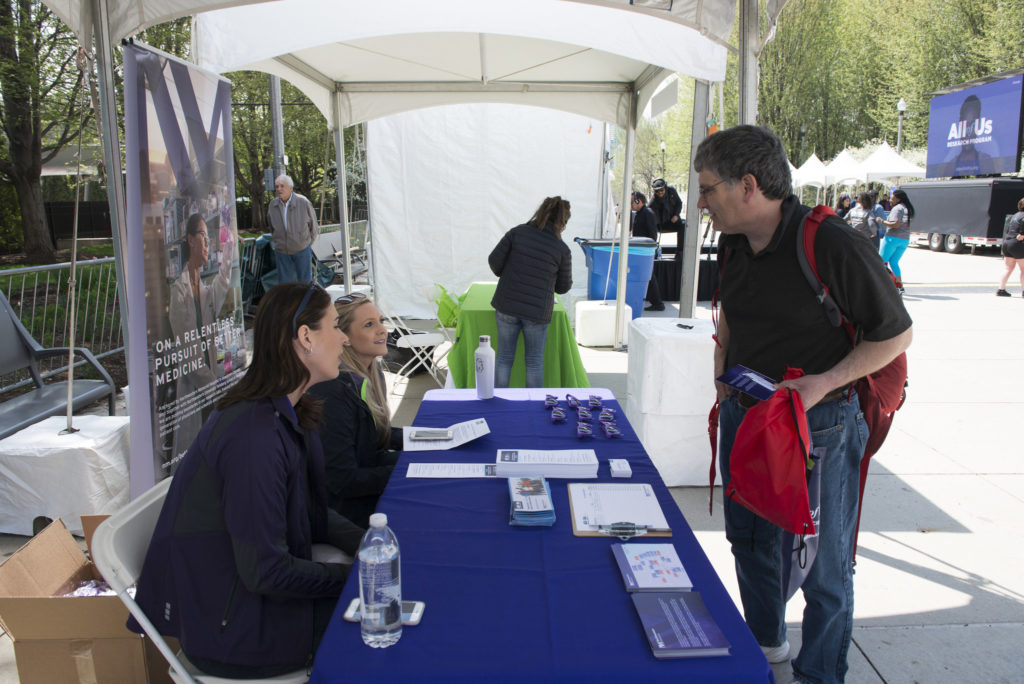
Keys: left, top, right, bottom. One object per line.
{"left": 928, "top": 233, "right": 946, "bottom": 252}
{"left": 944, "top": 234, "right": 964, "bottom": 254}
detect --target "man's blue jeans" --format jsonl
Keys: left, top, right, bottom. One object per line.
{"left": 275, "top": 245, "right": 313, "bottom": 283}
{"left": 494, "top": 311, "right": 548, "bottom": 388}
{"left": 719, "top": 391, "right": 867, "bottom": 684}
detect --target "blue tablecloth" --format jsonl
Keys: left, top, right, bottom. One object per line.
{"left": 310, "top": 391, "right": 774, "bottom": 683}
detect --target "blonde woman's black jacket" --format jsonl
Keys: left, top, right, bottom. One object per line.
{"left": 309, "top": 370, "right": 399, "bottom": 529}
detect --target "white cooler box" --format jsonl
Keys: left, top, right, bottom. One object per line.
{"left": 575, "top": 300, "right": 630, "bottom": 347}
{"left": 623, "top": 410, "right": 719, "bottom": 487}
{"left": 626, "top": 317, "right": 716, "bottom": 415}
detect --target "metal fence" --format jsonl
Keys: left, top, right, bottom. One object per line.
{"left": 0, "top": 258, "right": 124, "bottom": 394}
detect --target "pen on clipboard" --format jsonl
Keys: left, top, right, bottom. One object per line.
{"left": 596, "top": 522, "right": 651, "bottom": 540}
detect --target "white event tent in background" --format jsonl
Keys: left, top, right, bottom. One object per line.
{"left": 823, "top": 149, "right": 866, "bottom": 187}
{"left": 794, "top": 153, "right": 827, "bottom": 188}
{"left": 861, "top": 142, "right": 927, "bottom": 182}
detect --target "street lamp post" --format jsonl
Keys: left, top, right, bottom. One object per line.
{"left": 798, "top": 124, "right": 807, "bottom": 162}
{"left": 896, "top": 98, "right": 907, "bottom": 154}
{"left": 660, "top": 141, "right": 666, "bottom": 177}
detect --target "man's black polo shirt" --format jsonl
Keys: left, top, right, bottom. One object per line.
{"left": 718, "top": 195, "right": 912, "bottom": 383}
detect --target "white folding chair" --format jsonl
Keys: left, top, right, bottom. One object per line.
{"left": 90, "top": 478, "right": 309, "bottom": 684}
{"left": 384, "top": 312, "right": 448, "bottom": 389}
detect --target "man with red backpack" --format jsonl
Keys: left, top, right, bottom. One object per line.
{"left": 696, "top": 126, "right": 912, "bottom": 684}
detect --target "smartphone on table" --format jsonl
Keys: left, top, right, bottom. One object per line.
{"left": 409, "top": 428, "right": 453, "bottom": 441}
{"left": 342, "top": 598, "right": 425, "bottom": 626}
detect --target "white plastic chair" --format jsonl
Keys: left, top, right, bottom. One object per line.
{"left": 384, "top": 312, "right": 448, "bottom": 389}
{"left": 90, "top": 478, "right": 309, "bottom": 684}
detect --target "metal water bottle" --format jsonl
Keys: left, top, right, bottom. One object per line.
{"left": 475, "top": 335, "right": 495, "bottom": 399}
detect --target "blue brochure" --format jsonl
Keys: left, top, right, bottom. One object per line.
{"left": 716, "top": 364, "right": 778, "bottom": 401}
{"left": 508, "top": 476, "right": 556, "bottom": 527}
{"left": 631, "top": 592, "right": 731, "bottom": 659}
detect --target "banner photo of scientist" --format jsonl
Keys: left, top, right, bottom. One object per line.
{"left": 124, "top": 43, "right": 247, "bottom": 493}
{"left": 926, "top": 74, "right": 1024, "bottom": 178}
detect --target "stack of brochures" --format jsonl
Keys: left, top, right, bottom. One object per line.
{"left": 507, "top": 477, "right": 556, "bottom": 526}
{"left": 631, "top": 592, "right": 731, "bottom": 659}
{"left": 611, "top": 543, "right": 692, "bottom": 592}
{"left": 494, "top": 449, "right": 598, "bottom": 479}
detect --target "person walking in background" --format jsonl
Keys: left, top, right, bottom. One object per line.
{"left": 879, "top": 189, "right": 915, "bottom": 293}
{"left": 996, "top": 197, "right": 1024, "bottom": 297}
{"left": 488, "top": 196, "right": 573, "bottom": 388}
{"left": 835, "top": 194, "right": 852, "bottom": 219}
{"left": 869, "top": 189, "right": 887, "bottom": 248}
{"left": 696, "top": 125, "right": 912, "bottom": 684}
{"left": 631, "top": 190, "right": 665, "bottom": 311}
{"left": 649, "top": 177, "right": 685, "bottom": 261}
{"left": 845, "top": 193, "right": 878, "bottom": 243}
{"left": 878, "top": 190, "right": 892, "bottom": 212}
{"left": 310, "top": 292, "right": 402, "bottom": 528}
{"left": 268, "top": 174, "right": 319, "bottom": 283}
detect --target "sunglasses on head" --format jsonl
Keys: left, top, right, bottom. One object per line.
{"left": 291, "top": 282, "right": 322, "bottom": 339}
{"left": 334, "top": 292, "right": 368, "bottom": 305}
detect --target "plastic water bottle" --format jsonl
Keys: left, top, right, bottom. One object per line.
{"left": 358, "top": 513, "right": 402, "bottom": 648}
{"left": 475, "top": 335, "right": 495, "bottom": 399}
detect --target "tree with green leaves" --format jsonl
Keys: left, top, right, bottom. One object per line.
{"left": 0, "top": 0, "right": 90, "bottom": 262}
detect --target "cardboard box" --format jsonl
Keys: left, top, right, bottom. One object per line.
{"left": 0, "top": 519, "right": 174, "bottom": 684}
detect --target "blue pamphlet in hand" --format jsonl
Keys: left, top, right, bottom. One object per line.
{"left": 716, "top": 364, "right": 777, "bottom": 401}
{"left": 631, "top": 592, "right": 731, "bottom": 659}
{"left": 508, "top": 477, "right": 556, "bottom": 527}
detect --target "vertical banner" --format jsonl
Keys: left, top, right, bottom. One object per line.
{"left": 124, "top": 43, "right": 247, "bottom": 497}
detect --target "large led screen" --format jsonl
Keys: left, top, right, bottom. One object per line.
{"left": 926, "top": 74, "right": 1024, "bottom": 178}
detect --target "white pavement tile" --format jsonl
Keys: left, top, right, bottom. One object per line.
{"left": 853, "top": 624, "right": 1024, "bottom": 684}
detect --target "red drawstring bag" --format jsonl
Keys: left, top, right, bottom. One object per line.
{"left": 725, "top": 368, "right": 815, "bottom": 536}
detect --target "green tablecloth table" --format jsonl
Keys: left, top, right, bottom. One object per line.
{"left": 448, "top": 283, "right": 589, "bottom": 389}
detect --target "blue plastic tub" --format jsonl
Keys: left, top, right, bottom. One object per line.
{"left": 576, "top": 240, "right": 657, "bottom": 320}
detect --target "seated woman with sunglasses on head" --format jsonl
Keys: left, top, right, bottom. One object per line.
{"left": 309, "top": 292, "right": 402, "bottom": 528}
{"left": 131, "top": 282, "right": 365, "bottom": 679}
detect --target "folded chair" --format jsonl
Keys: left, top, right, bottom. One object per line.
{"left": 383, "top": 312, "right": 448, "bottom": 390}
{"left": 90, "top": 478, "right": 309, "bottom": 684}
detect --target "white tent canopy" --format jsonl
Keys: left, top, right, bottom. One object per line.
{"left": 48, "top": 0, "right": 741, "bottom": 53}
{"left": 794, "top": 153, "right": 827, "bottom": 188}
{"left": 860, "top": 142, "right": 926, "bottom": 181}
{"left": 823, "top": 149, "right": 865, "bottom": 186}
{"left": 191, "top": 0, "right": 728, "bottom": 131}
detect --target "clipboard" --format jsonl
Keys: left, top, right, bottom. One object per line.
{"left": 568, "top": 483, "right": 672, "bottom": 539}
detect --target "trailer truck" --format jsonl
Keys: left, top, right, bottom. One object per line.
{"left": 904, "top": 177, "right": 1024, "bottom": 253}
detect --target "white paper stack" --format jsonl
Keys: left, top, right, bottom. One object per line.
{"left": 493, "top": 449, "right": 599, "bottom": 479}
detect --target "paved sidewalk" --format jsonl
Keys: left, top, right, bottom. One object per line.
{"left": 2, "top": 246, "right": 1021, "bottom": 683}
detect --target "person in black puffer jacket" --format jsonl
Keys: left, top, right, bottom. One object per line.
{"left": 309, "top": 292, "right": 402, "bottom": 528}
{"left": 488, "top": 196, "right": 573, "bottom": 388}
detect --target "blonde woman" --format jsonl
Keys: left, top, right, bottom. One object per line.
{"left": 309, "top": 292, "right": 401, "bottom": 528}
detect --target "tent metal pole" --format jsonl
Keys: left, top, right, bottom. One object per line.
{"left": 270, "top": 76, "right": 285, "bottom": 178}
{"left": 332, "top": 92, "right": 352, "bottom": 295}
{"left": 613, "top": 93, "right": 637, "bottom": 350}
{"left": 738, "top": 0, "right": 759, "bottom": 125}
{"left": 594, "top": 122, "right": 609, "bottom": 238}
{"left": 91, "top": 0, "right": 130, "bottom": 347}
{"left": 679, "top": 79, "right": 710, "bottom": 317}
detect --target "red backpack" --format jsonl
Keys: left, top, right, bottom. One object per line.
{"left": 796, "top": 205, "right": 908, "bottom": 557}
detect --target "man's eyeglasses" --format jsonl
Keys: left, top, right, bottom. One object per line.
{"left": 291, "top": 283, "right": 321, "bottom": 339}
{"left": 698, "top": 179, "right": 728, "bottom": 197}
{"left": 334, "top": 292, "right": 368, "bottom": 305}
